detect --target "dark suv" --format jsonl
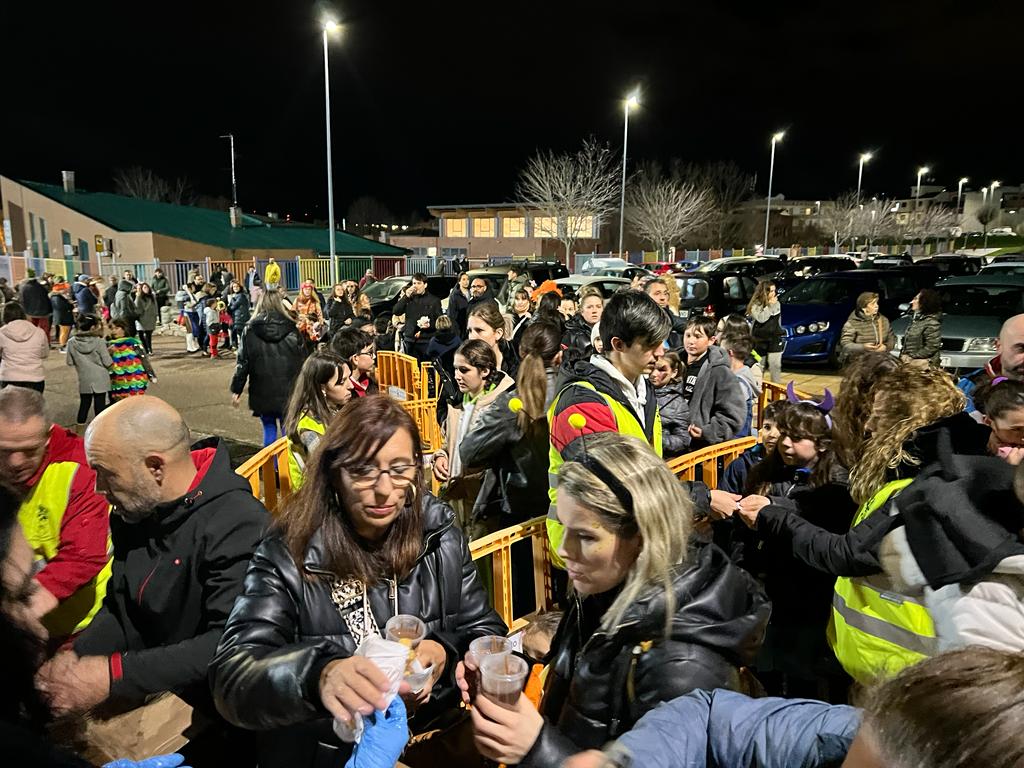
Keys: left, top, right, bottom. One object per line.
{"left": 673, "top": 272, "right": 759, "bottom": 319}
{"left": 466, "top": 260, "right": 569, "bottom": 296}
{"left": 770, "top": 256, "right": 859, "bottom": 293}
{"left": 364, "top": 274, "right": 457, "bottom": 318}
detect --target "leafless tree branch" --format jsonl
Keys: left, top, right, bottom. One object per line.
{"left": 626, "top": 163, "right": 717, "bottom": 256}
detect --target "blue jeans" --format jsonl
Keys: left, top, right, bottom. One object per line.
{"left": 260, "top": 414, "right": 283, "bottom": 446}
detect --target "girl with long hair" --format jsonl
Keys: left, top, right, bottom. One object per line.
{"left": 326, "top": 282, "right": 355, "bottom": 332}
{"left": 468, "top": 300, "right": 519, "bottom": 377}
{"left": 211, "top": 397, "right": 505, "bottom": 768}
{"left": 650, "top": 351, "right": 691, "bottom": 457}
{"left": 132, "top": 282, "right": 159, "bottom": 354}
{"left": 510, "top": 288, "right": 533, "bottom": 350}
{"left": 284, "top": 351, "right": 355, "bottom": 488}
{"left": 226, "top": 280, "right": 251, "bottom": 351}
{"left": 457, "top": 432, "right": 769, "bottom": 766}
{"left": 747, "top": 279, "right": 784, "bottom": 382}
{"left": 294, "top": 280, "right": 324, "bottom": 342}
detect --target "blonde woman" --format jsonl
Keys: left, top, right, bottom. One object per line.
{"left": 457, "top": 432, "right": 769, "bottom": 766}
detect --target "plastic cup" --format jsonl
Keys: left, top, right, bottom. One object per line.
{"left": 385, "top": 614, "right": 426, "bottom": 648}
{"left": 466, "top": 635, "right": 512, "bottom": 701}
{"left": 480, "top": 653, "right": 528, "bottom": 710}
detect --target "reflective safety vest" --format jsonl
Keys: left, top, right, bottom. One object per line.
{"left": 287, "top": 414, "right": 327, "bottom": 491}
{"left": 829, "top": 478, "right": 936, "bottom": 684}
{"left": 546, "top": 381, "right": 662, "bottom": 568}
{"left": 18, "top": 462, "right": 112, "bottom": 637}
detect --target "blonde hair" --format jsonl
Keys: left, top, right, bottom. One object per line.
{"left": 662, "top": 276, "right": 681, "bottom": 313}
{"left": 848, "top": 366, "right": 966, "bottom": 504}
{"left": 559, "top": 433, "right": 691, "bottom": 635}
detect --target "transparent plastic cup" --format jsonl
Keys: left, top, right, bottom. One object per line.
{"left": 480, "top": 653, "right": 528, "bottom": 710}
{"left": 466, "top": 635, "right": 512, "bottom": 701}
{"left": 385, "top": 614, "right": 426, "bottom": 648}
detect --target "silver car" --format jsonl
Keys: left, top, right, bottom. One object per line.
{"left": 892, "top": 273, "right": 1024, "bottom": 371}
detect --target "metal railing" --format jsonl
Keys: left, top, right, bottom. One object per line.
{"left": 757, "top": 381, "right": 811, "bottom": 428}
{"left": 665, "top": 437, "right": 758, "bottom": 488}
{"left": 236, "top": 438, "right": 294, "bottom": 515}
{"left": 375, "top": 351, "right": 421, "bottom": 399}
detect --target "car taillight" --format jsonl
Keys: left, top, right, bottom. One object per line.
{"left": 706, "top": 304, "right": 715, "bottom": 315}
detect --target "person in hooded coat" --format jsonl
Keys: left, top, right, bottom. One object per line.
{"left": 650, "top": 351, "right": 691, "bottom": 458}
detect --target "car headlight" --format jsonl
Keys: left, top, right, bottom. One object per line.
{"left": 807, "top": 321, "right": 830, "bottom": 333}
{"left": 964, "top": 337, "right": 997, "bottom": 353}
{"left": 796, "top": 325, "right": 806, "bottom": 334}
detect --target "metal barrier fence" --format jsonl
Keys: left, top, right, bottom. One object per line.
{"left": 665, "top": 437, "right": 758, "bottom": 488}
{"left": 758, "top": 381, "right": 811, "bottom": 428}
{"left": 236, "top": 438, "right": 294, "bottom": 515}
{"left": 375, "top": 351, "right": 420, "bottom": 399}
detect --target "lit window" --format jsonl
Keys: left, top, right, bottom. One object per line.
{"left": 534, "top": 216, "right": 558, "bottom": 237}
{"left": 502, "top": 217, "right": 525, "bottom": 237}
{"left": 567, "top": 216, "right": 594, "bottom": 238}
{"left": 473, "top": 217, "right": 495, "bottom": 238}
{"left": 446, "top": 218, "right": 467, "bottom": 238}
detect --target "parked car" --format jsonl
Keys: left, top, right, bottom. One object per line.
{"left": 891, "top": 274, "right": 1024, "bottom": 373}
{"left": 870, "top": 254, "right": 915, "bottom": 267}
{"left": 989, "top": 227, "right": 1015, "bottom": 236}
{"left": 467, "top": 260, "right": 569, "bottom": 297}
{"left": 989, "top": 252, "right": 1024, "bottom": 264}
{"left": 768, "top": 255, "right": 860, "bottom": 293}
{"left": 918, "top": 254, "right": 984, "bottom": 276}
{"left": 365, "top": 274, "right": 457, "bottom": 318}
{"left": 673, "top": 272, "right": 759, "bottom": 320}
{"left": 649, "top": 260, "right": 699, "bottom": 275}
{"left": 589, "top": 265, "right": 657, "bottom": 282}
{"left": 779, "top": 269, "right": 933, "bottom": 366}
{"left": 554, "top": 275, "right": 631, "bottom": 299}
{"left": 689, "top": 256, "right": 783, "bottom": 279}
{"left": 579, "top": 256, "right": 628, "bottom": 275}
{"left": 980, "top": 263, "right": 1024, "bottom": 277}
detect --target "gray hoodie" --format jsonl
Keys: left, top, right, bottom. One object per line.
{"left": 687, "top": 345, "right": 747, "bottom": 448}
{"left": 66, "top": 333, "right": 114, "bottom": 393}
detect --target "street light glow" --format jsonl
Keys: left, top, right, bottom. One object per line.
{"left": 918, "top": 166, "right": 930, "bottom": 176}
{"left": 323, "top": 18, "right": 340, "bottom": 33}
{"left": 959, "top": 177, "right": 969, "bottom": 184}
{"left": 772, "top": 131, "right": 785, "bottom": 143}
{"left": 625, "top": 91, "right": 640, "bottom": 109}
{"left": 860, "top": 152, "right": 873, "bottom": 163}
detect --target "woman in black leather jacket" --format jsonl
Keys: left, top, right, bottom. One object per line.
{"left": 210, "top": 396, "right": 506, "bottom": 768}
{"left": 458, "top": 432, "right": 769, "bottom": 767}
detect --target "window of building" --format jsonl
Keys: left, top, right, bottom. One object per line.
{"left": 39, "top": 218, "right": 48, "bottom": 259}
{"left": 445, "top": 217, "right": 467, "bottom": 238}
{"left": 502, "top": 216, "right": 525, "bottom": 237}
{"left": 28, "top": 213, "right": 38, "bottom": 257}
{"left": 61, "top": 230, "right": 72, "bottom": 256}
{"left": 441, "top": 247, "right": 467, "bottom": 260}
{"left": 534, "top": 216, "right": 558, "bottom": 237}
{"left": 78, "top": 239, "right": 89, "bottom": 263}
{"left": 409, "top": 246, "right": 430, "bottom": 257}
{"left": 473, "top": 217, "right": 495, "bottom": 238}
{"left": 567, "top": 215, "right": 594, "bottom": 238}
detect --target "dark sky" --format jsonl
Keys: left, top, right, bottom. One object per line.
{"left": 4, "top": 0, "right": 1021, "bottom": 221}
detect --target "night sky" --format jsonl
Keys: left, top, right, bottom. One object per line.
{"left": 4, "top": 0, "right": 1020, "bottom": 221}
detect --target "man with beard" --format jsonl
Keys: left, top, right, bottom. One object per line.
{"left": 35, "top": 396, "right": 267, "bottom": 724}
{"left": 959, "top": 314, "right": 1024, "bottom": 412}
{"left": 0, "top": 387, "right": 111, "bottom": 641}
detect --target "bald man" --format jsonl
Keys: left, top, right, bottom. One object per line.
{"left": 36, "top": 396, "right": 268, "bottom": 721}
{"left": 958, "top": 313, "right": 1024, "bottom": 412}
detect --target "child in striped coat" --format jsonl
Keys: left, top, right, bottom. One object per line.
{"left": 106, "top": 317, "right": 157, "bottom": 400}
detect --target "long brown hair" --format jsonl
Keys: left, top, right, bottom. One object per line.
{"left": 831, "top": 351, "right": 900, "bottom": 469}
{"left": 277, "top": 396, "right": 424, "bottom": 584}
{"left": 746, "top": 402, "right": 835, "bottom": 496}
{"left": 515, "top": 322, "right": 561, "bottom": 432}
{"left": 746, "top": 279, "right": 776, "bottom": 315}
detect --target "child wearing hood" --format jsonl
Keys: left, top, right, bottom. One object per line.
{"left": 65, "top": 313, "right": 113, "bottom": 431}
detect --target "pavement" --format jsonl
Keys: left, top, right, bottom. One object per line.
{"left": 37, "top": 328, "right": 842, "bottom": 466}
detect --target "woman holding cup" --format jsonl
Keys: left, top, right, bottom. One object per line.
{"left": 211, "top": 395, "right": 506, "bottom": 768}
{"left": 457, "top": 432, "right": 770, "bottom": 766}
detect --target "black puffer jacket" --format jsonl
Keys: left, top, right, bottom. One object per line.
{"left": 19, "top": 279, "right": 51, "bottom": 317}
{"left": 230, "top": 311, "right": 306, "bottom": 416}
{"left": 522, "top": 542, "right": 770, "bottom": 767}
{"left": 900, "top": 311, "right": 942, "bottom": 366}
{"left": 210, "top": 494, "right": 506, "bottom": 768}
{"left": 561, "top": 314, "right": 594, "bottom": 354}
{"left": 653, "top": 379, "right": 691, "bottom": 457}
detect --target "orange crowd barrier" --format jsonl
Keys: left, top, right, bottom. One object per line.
{"left": 757, "top": 380, "right": 811, "bottom": 428}
{"left": 376, "top": 351, "right": 420, "bottom": 399}
{"left": 666, "top": 436, "right": 758, "bottom": 488}
{"left": 236, "top": 437, "right": 293, "bottom": 515}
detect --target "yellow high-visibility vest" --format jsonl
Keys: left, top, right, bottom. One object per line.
{"left": 287, "top": 413, "right": 327, "bottom": 490}
{"left": 546, "top": 381, "right": 662, "bottom": 567}
{"left": 829, "top": 478, "right": 936, "bottom": 684}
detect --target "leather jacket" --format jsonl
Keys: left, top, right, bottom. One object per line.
{"left": 210, "top": 494, "right": 506, "bottom": 768}
{"left": 522, "top": 542, "right": 770, "bottom": 767}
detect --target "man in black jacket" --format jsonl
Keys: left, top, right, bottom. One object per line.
{"left": 35, "top": 396, "right": 268, "bottom": 721}
{"left": 393, "top": 272, "right": 442, "bottom": 363}
{"left": 19, "top": 276, "right": 53, "bottom": 340}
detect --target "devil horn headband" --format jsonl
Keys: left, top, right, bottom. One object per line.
{"left": 786, "top": 381, "right": 835, "bottom": 426}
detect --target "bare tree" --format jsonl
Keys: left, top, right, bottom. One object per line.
{"left": 976, "top": 205, "right": 999, "bottom": 247}
{"left": 168, "top": 176, "right": 197, "bottom": 206}
{"left": 677, "top": 160, "right": 754, "bottom": 248}
{"left": 817, "top": 192, "right": 860, "bottom": 249}
{"left": 516, "top": 137, "right": 620, "bottom": 261}
{"left": 113, "top": 167, "right": 196, "bottom": 206}
{"left": 852, "top": 199, "right": 897, "bottom": 248}
{"left": 626, "top": 164, "right": 716, "bottom": 257}
{"left": 346, "top": 196, "right": 394, "bottom": 233}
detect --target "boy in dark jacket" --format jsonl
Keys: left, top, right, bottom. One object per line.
{"left": 392, "top": 273, "right": 442, "bottom": 363}
{"left": 682, "top": 317, "right": 746, "bottom": 449}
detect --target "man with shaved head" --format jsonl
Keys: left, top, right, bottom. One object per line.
{"left": 36, "top": 395, "right": 267, "bottom": 727}
{"left": 958, "top": 313, "right": 1024, "bottom": 412}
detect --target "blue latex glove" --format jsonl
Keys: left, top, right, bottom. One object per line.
{"left": 104, "top": 755, "right": 190, "bottom": 768}
{"left": 345, "top": 696, "right": 409, "bottom": 768}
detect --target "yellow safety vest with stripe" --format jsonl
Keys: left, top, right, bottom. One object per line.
{"left": 287, "top": 414, "right": 327, "bottom": 490}
{"left": 829, "top": 477, "right": 936, "bottom": 684}
{"left": 546, "top": 381, "right": 662, "bottom": 567}
{"left": 18, "top": 462, "right": 112, "bottom": 637}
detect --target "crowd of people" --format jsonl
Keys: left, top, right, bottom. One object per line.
{"left": 4, "top": 259, "right": 1024, "bottom": 768}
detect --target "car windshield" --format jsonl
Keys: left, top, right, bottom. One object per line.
{"left": 362, "top": 279, "right": 406, "bottom": 300}
{"left": 984, "top": 265, "right": 1024, "bottom": 275}
{"left": 780, "top": 260, "right": 851, "bottom": 279}
{"left": 781, "top": 278, "right": 864, "bottom": 305}
{"left": 674, "top": 277, "right": 710, "bottom": 302}
{"left": 937, "top": 285, "right": 1024, "bottom": 318}
{"left": 694, "top": 260, "right": 730, "bottom": 272}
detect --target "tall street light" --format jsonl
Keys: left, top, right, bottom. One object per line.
{"left": 323, "top": 18, "right": 341, "bottom": 286}
{"left": 857, "top": 152, "right": 872, "bottom": 202}
{"left": 617, "top": 90, "right": 640, "bottom": 259}
{"left": 915, "top": 166, "right": 929, "bottom": 209}
{"left": 991, "top": 180, "right": 1002, "bottom": 208}
{"left": 763, "top": 131, "right": 784, "bottom": 251}
{"left": 957, "top": 177, "right": 968, "bottom": 212}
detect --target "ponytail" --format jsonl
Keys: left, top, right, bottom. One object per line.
{"left": 515, "top": 322, "right": 562, "bottom": 432}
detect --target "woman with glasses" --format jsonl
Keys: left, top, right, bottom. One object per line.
{"left": 211, "top": 396, "right": 506, "bottom": 768}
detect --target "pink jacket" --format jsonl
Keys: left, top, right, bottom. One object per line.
{"left": 0, "top": 319, "right": 49, "bottom": 382}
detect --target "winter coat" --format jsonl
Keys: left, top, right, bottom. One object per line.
{"left": 437, "top": 372, "right": 516, "bottom": 494}
{"left": 150, "top": 274, "right": 170, "bottom": 300}
{"left": 227, "top": 290, "right": 251, "bottom": 327}
{"left": 654, "top": 378, "right": 691, "bottom": 457}
{"left": 72, "top": 281, "right": 99, "bottom": 315}
{"left": 264, "top": 261, "right": 281, "bottom": 287}
{"left": 0, "top": 319, "right": 48, "bottom": 383}
{"left": 49, "top": 293, "right": 74, "bottom": 326}
{"left": 74, "top": 439, "right": 268, "bottom": 714}
{"left": 111, "top": 281, "right": 139, "bottom": 322}
{"left": 733, "top": 365, "right": 760, "bottom": 438}
{"left": 498, "top": 274, "right": 528, "bottom": 312}
{"left": 510, "top": 311, "right": 533, "bottom": 349}
{"left": 393, "top": 291, "right": 443, "bottom": 342}
{"left": 66, "top": 333, "right": 112, "bottom": 393}
{"left": 612, "top": 689, "right": 858, "bottom": 768}
{"left": 325, "top": 295, "right": 354, "bottom": 330}
{"left": 446, "top": 286, "right": 470, "bottom": 336}
{"left": 522, "top": 542, "right": 770, "bottom": 766}
{"left": 561, "top": 314, "right": 594, "bottom": 354}
{"left": 18, "top": 279, "right": 51, "bottom": 317}
{"left": 425, "top": 328, "right": 461, "bottom": 381}
{"left": 900, "top": 311, "right": 942, "bottom": 366}
{"left": 460, "top": 368, "right": 558, "bottom": 522}
{"left": 750, "top": 301, "right": 785, "bottom": 355}
{"left": 839, "top": 309, "right": 895, "bottom": 360}
{"left": 686, "top": 346, "right": 747, "bottom": 448}
{"left": 210, "top": 494, "right": 506, "bottom": 768}
{"left": 230, "top": 311, "right": 306, "bottom": 416}
{"left": 133, "top": 293, "right": 159, "bottom": 332}
{"left": 103, "top": 283, "right": 119, "bottom": 310}
{"left": 107, "top": 336, "right": 155, "bottom": 399}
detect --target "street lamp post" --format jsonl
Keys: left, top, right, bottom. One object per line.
{"left": 915, "top": 166, "right": 929, "bottom": 209}
{"left": 957, "top": 177, "right": 968, "bottom": 212}
{"left": 763, "top": 131, "right": 784, "bottom": 252}
{"left": 857, "top": 152, "right": 872, "bottom": 202}
{"left": 991, "top": 180, "right": 1001, "bottom": 209}
{"left": 617, "top": 90, "right": 639, "bottom": 260}
{"left": 219, "top": 133, "right": 238, "bottom": 208}
{"left": 323, "top": 19, "right": 340, "bottom": 286}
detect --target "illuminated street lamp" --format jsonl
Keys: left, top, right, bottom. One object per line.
{"left": 857, "top": 152, "right": 872, "bottom": 202}
{"left": 322, "top": 16, "right": 342, "bottom": 284}
{"left": 763, "top": 131, "right": 784, "bottom": 251}
{"left": 617, "top": 90, "right": 640, "bottom": 259}
{"left": 915, "top": 166, "right": 930, "bottom": 208}
{"left": 957, "top": 177, "right": 968, "bottom": 211}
